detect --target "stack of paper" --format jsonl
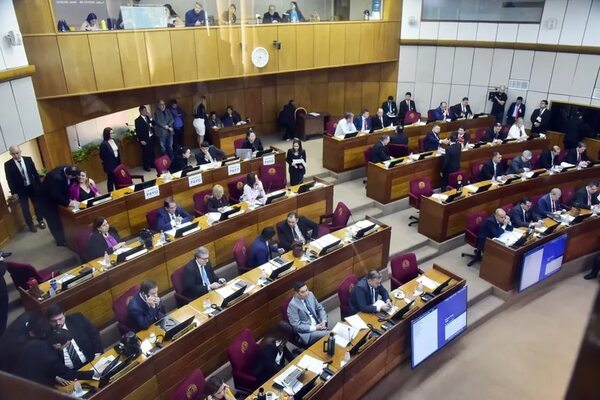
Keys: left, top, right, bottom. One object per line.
{"left": 331, "top": 322, "right": 358, "bottom": 347}
{"left": 464, "top": 184, "right": 479, "bottom": 193}
{"left": 431, "top": 193, "right": 449, "bottom": 202}
{"left": 309, "top": 234, "right": 340, "bottom": 253}
{"left": 416, "top": 275, "right": 439, "bottom": 291}
{"left": 297, "top": 355, "right": 325, "bottom": 374}
{"left": 494, "top": 230, "right": 524, "bottom": 246}
{"left": 344, "top": 314, "right": 368, "bottom": 330}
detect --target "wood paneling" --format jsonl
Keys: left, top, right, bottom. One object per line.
{"left": 296, "top": 25, "right": 314, "bottom": 70}
{"left": 144, "top": 31, "right": 175, "bottom": 85}
{"left": 117, "top": 32, "right": 150, "bottom": 88}
{"left": 329, "top": 24, "right": 346, "bottom": 66}
{"left": 345, "top": 25, "right": 361, "bottom": 65}
{"left": 360, "top": 23, "right": 377, "bottom": 63}
{"left": 88, "top": 34, "right": 124, "bottom": 91}
{"left": 170, "top": 30, "right": 197, "bottom": 82}
{"left": 194, "top": 29, "right": 220, "bottom": 80}
{"left": 13, "top": 0, "right": 55, "bottom": 34}
{"left": 383, "top": 0, "right": 403, "bottom": 21}
{"left": 217, "top": 27, "right": 243, "bottom": 77}
{"left": 57, "top": 35, "right": 96, "bottom": 94}
{"left": 313, "top": 24, "right": 330, "bottom": 68}
{"left": 23, "top": 36, "right": 67, "bottom": 97}
{"left": 277, "top": 25, "right": 297, "bottom": 71}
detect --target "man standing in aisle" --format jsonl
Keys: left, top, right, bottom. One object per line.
{"left": 135, "top": 105, "right": 154, "bottom": 172}
{"left": 489, "top": 85, "right": 507, "bottom": 124}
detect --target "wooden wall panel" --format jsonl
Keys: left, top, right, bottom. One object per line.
{"left": 261, "top": 86, "right": 278, "bottom": 129}
{"left": 359, "top": 24, "right": 377, "bottom": 63}
{"left": 217, "top": 27, "right": 243, "bottom": 77}
{"left": 362, "top": 82, "right": 381, "bottom": 113}
{"left": 294, "top": 83, "right": 312, "bottom": 111}
{"left": 329, "top": 24, "right": 346, "bottom": 66}
{"left": 296, "top": 25, "right": 314, "bottom": 70}
{"left": 383, "top": 22, "right": 401, "bottom": 60}
{"left": 277, "top": 26, "right": 297, "bottom": 71}
{"left": 327, "top": 82, "right": 345, "bottom": 116}
{"left": 170, "top": 30, "right": 198, "bottom": 82}
{"left": 313, "top": 24, "right": 330, "bottom": 68}
{"left": 379, "top": 82, "right": 398, "bottom": 105}
{"left": 310, "top": 83, "right": 329, "bottom": 113}
{"left": 256, "top": 26, "right": 279, "bottom": 74}
{"left": 276, "top": 84, "right": 295, "bottom": 109}
{"left": 37, "top": 128, "right": 73, "bottom": 168}
{"left": 88, "top": 34, "right": 125, "bottom": 91}
{"left": 57, "top": 36, "right": 97, "bottom": 94}
{"left": 194, "top": 30, "right": 220, "bottom": 80}
{"left": 37, "top": 100, "right": 64, "bottom": 133}
{"left": 23, "top": 37, "right": 67, "bottom": 97}
{"left": 117, "top": 33, "right": 150, "bottom": 88}
{"left": 145, "top": 31, "right": 175, "bottom": 85}
{"left": 383, "top": 0, "right": 403, "bottom": 21}
{"left": 14, "top": 0, "right": 55, "bottom": 34}
{"left": 344, "top": 82, "right": 363, "bottom": 112}
{"left": 345, "top": 25, "right": 360, "bottom": 65}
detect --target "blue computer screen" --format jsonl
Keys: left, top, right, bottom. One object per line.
{"left": 518, "top": 234, "right": 568, "bottom": 292}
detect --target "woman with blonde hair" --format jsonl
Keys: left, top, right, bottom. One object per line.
{"left": 206, "top": 184, "right": 229, "bottom": 212}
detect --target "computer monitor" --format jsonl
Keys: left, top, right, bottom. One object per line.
{"left": 352, "top": 223, "right": 376, "bottom": 239}
{"left": 87, "top": 193, "right": 111, "bottom": 207}
{"left": 181, "top": 165, "right": 200, "bottom": 177}
{"left": 472, "top": 183, "right": 492, "bottom": 194}
{"left": 343, "top": 131, "right": 359, "bottom": 139}
{"left": 221, "top": 285, "right": 247, "bottom": 308}
{"left": 293, "top": 374, "right": 320, "bottom": 400}
{"left": 174, "top": 221, "right": 199, "bottom": 238}
{"left": 60, "top": 268, "right": 94, "bottom": 291}
{"left": 417, "top": 151, "right": 433, "bottom": 160}
{"left": 443, "top": 191, "right": 463, "bottom": 203}
{"left": 164, "top": 316, "right": 195, "bottom": 341}
{"left": 269, "top": 259, "right": 294, "bottom": 279}
{"left": 98, "top": 353, "right": 137, "bottom": 388}
{"left": 569, "top": 213, "right": 592, "bottom": 225}
{"left": 219, "top": 206, "right": 242, "bottom": 221}
{"left": 133, "top": 179, "right": 156, "bottom": 192}
{"left": 265, "top": 191, "right": 286, "bottom": 204}
{"left": 387, "top": 159, "right": 403, "bottom": 168}
{"left": 235, "top": 148, "right": 252, "bottom": 160}
{"left": 518, "top": 234, "right": 567, "bottom": 292}
{"left": 116, "top": 245, "right": 146, "bottom": 263}
{"left": 296, "top": 181, "right": 316, "bottom": 193}
{"left": 221, "top": 157, "right": 240, "bottom": 166}
{"left": 256, "top": 148, "right": 274, "bottom": 157}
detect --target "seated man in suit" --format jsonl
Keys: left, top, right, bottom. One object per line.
{"left": 440, "top": 136, "right": 461, "bottom": 191}
{"left": 398, "top": 91, "right": 417, "bottom": 122}
{"left": 169, "top": 146, "right": 192, "bottom": 173}
{"left": 536, "top": 146, "right": 561, "bottom": 170}
{"left": 507, "top": 150, "right": 533, "bottom": 174}
{"left": 536, "top": 188, "right": 562, "bottom": 217}
{"left": 287, "top": 281, "right": 329, "bottom": 346}
{"left": 248, "top": 227, "right": 281, "bottom": 268}
{"left": 564, "top": 142, "right": 590, "bottom": 167}
{"left": 477, "top": 208, "right": 513, "bottom": 251}
{"left": 127, "top": 279, "right": 165, "bottom": 332}
{"left": 181, "top": 247, "right": 226, "bottom": 300}
{"left": 371, "top": 108, "right": 391, "bottom": 131}
{"left": 451, "top": 126, "right": 470, "bottom": 149}
{"left": 221, "top": 105, "right": 242, "bottom": 127}
{"left": 572, "top": 182, "right": 599, "bottom": 210}
{"left": 155, "top": 197, "right": 193, "bottom": 232}
{"left": 423, "top": 124, "right": 449, "bottom": 152}
{"left": 354, "top": 109, "right": 371, "bottom": 132}
{"left": 389, "top": 126, "right": 409, "bottom": 145}
{"left": 451, "top": 97, "right": 473, "bottom": 119}
{"left": 45, "top": 304, "right": 103, "bottom": 371}
{"left": 195, "top": 141, "right": 226, "bottom": 165}
{"left": 277, "top": 211, "right": 318, "bottom": 252}
{"left": 370, "top": 135, "right": 391, "bottom": 164}
{"left": 241, "top": 129, "right": 264, "bottom": 153}
{"left": 351, "top": 270, "right": 391, "bottom": 314}
{"left": 334, "top": 112, "right": 357, "bottom": 137}
{"left": 483, "top": 122, "right": 504, "bottom": 143}
{"left": 382, "top": 95, "right": 398, "bottom": 119}
{"left": 530, "top": 100, "right": 550, "bottom": 135}
{"left": 432, "top": 101, "right": 452, "bottom": 122}
{"left": 508, "top": 197, "right": 541, "bottom": 228}
{"left": 479, "top": 152, "right": 504, "bottom": 181}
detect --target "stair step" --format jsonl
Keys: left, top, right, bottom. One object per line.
{"left": 467, "top": 294, "right": 505, "bottom": 328}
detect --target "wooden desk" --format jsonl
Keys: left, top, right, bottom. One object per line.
{"left": 418, "top": 165, "right": 600, "bottom": 242}
{"left": 323, "top": 117, "right": 495, "bottom": 173}
{"left": 59, "top": 151, "right": 285, "bottom": 252}
{"left": 249, "top": 265, "right": 466, "bottom": 400}
{"left": 480, "top": 214, "right": 600, "bottom": 291}
{"left": 210, "top": 124, "right": 255, "bottom": 155}
{"left": 73, "top": 219, "right": 391, "bottom": 400}
{"left": 546, "top": 130, "right": 600, "bottom": 160}
{"left": 367, "top": 138, "right": 550, "bottom": 204}
{"left": 20, "top": 183, "right": 333, "bottom": 328}
{"left": 297, "top": 112, "right": 329, "bottom": 141}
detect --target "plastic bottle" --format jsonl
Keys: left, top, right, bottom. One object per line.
{"left": 159, "top": 230, "right": 166, "bottom": 244}
{"left": 100, "top": 19, "right": 107, "bottom": 30}
{"left": 257, "top": 387, "right": 266, "bottom": 400}
{"left": 73, "top": 379, "right": 83, "bottom": 395}
{"left": 326, "top": 333, "right": 335, "bottom": 356}
{"left": 341, "top": 350, "right": 351, "bottom": 366}
{"left": 456, "top": 179, "right": 463, "bottom": 191}
{"left": 103, "top": 251, "right": 110, "bottom": 270}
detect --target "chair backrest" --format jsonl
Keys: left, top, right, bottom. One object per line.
{"left": 475, "top": 128, "right": 487, "bottom": 142}
{"left": 529, "top": 152, "right": 540, "bottom": 168}
{"left": 113, "top": 164, "right": 133, "bottom": 188}
{"left": 388, "top": 144, "right": 410, "bottom": 158}
{"left": 5, "top": 261, "right": 43, "bottom": 290}
{"left": 154, "top": 155, "right": 171, "bottom": 175}
{"left": 146, "top": 207, "right": 162, "bottom": 232}
{"left": 390, "top": 253, "right": 419, "bottom": 286}
{"left": 233, "top": 139, "right": 245, "bottom": 151}
{"left": 529, "top": 194, "right": 542, "bottom": 210}
{"left": 233, "top": 238, "right": 248, "bottom": 273}
{"left": 227, "top": 328, "right": 259, "bottom": 389}
{"left": 418, "top": 136, "right": 426, "bottom": 152}
{"left": 170, "top": 369, "right": 205, "bottom": 400}
{"left": 561, "top": 186, "right": 575, "bottom": 207}
{"left": 325, "top": 120, "right": 337, "bottom": 136}
{"left": 465, "top": 211, "right": 488, "bottom": 248}
{"left": 280, "top": 295, "right": 293, "bottom": 323}
{"left": 171, "top": 267, "right": 187, "bottom": 298}
{"left": 337, "top": 274, "right": 358, "bottom": 318}
{"left": 404, "top": 111, "right": 421, "bottom": 124}
{"left": 427, "top": 109, "right": 436, "bottom": 123}
{"left": 363, "top": 146, "right": 372, "bottom": 164}
{"left": 500, "top": 203, "right": 513, "bottom": 214}
{"left": 192, "top": 189, "right": 213, "bottom": 216}
{"left": 227, "top": 175, "right": 247, "bottom": 203}
{"left": 331, "top": 202, "right": 351, "bottom": 230}
{"left": 259, "top": 164, "right": 287, "bottom": 192}
{"left": 448, "top": 170, "right": 470, "bottom": 189}
{"left": 471, "top": 161, "right": 485, "bottom": 182}
{"left": 294, "top": 107, "right": 307, "bottom": 121}
{"left": 75, "top": 227, "right": 92, "bottom": 262}
{"left": 113, "top": 285, "right": 140, "bottom": 334}
{"left": 409, "top": 177, "right": 433, "bottom": 209}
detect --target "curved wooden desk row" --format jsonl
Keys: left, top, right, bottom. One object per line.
{"left": 480, "top": 214, "right": 600, "bottom": 291}
{"left": 323, "top": 116, "right": 495, "bottom": 173}
{"left": 367, "top": 138, "right": 550, "bottom": 204}
{"left": 69, "top": 219, "right": 391, "bottom": 400}
{"left": 249, "top": 265, "right": 466, "bottom": 400}
{"left": 59, "top": 150, "right": 286, "bottom": 252}
{"left": 418, "top": 165, "right": 600, "bottom": 242}
{"left": 20, "top": 183, "right": 333, "bottom": 328}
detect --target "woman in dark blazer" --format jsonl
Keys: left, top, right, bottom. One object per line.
{"left": 253, "top": 324, "right": 294, "bottom": 384}
{"left": 206, "top": 184, "right": 230, "bottom": 212}
{"left": 86, "top": 216, "right": 124, "bottom": 261}
{"left": 99, "top": 127, "right": 121, "bottom": 193}
{"left": 286, "top": 139, "right": 306, "bottom": 186}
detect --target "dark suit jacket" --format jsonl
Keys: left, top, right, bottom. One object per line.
{"left": 508, "top": 205, "right": 539, "bottom": 228}
{"left": 432, "top": 107, "right": 449, "bottom": 121}
{"left": 155, "top": 207, "right": 193, "bottom": 232}
{"left": 134, "top": 115, "right": 153, "bottom": 143}
{"left": 248, "top": 237, "right": 270, "bottom": 268}
{"left": 479, "top": 160, "right": 503, "bottom": 181}
{"left": 181, "top": 260, "right": 218, "bottom": 300}
{"left": 277, "top": 217, "right": 318, "bottom": 251}
{"left": 41, "top": 166, "right": 71, "bottom": 207}
{"left": 241, "top": 138, "right": 264, "bottom": 152}
{"left": 354, "top": 116, "right": 371, "bottom": 132}
{"left": 564, "top": 149, "right": 589, "bottom": 165}
{"left": 371, "top": 115, "right": 390, "bottom": 130}
{"left": 530, "top": 108, "right": 551, "bottom": 133}
{"left": 254, "top": 339, "right": 293, "bottom": 384}
{"left": 221, "top": 111, "right": 242, "bottom": 127}
{"left": 536, "top": 194, "right": 557, "bottom": 217}
{"left": 506, "top": 102, "right": 525, "bottom": 119}
{"left": 389, "top": 132, "right": 409, "bottom": 145}
{"left": 64, "top": 313, "right": 103, "bottom": 362}
{"left": 206, "top": 195, "right": 229, "bottom": 212}
{"left": 370, "top": 141, "right": 391, "bottom": 163}
{"left": 382, "top": 100, "right": 398, "bottom": 116}
{"left": 423, "top": 131, "right": 442, "bottom": 152}
{"left": 350, "top": 278, "right": 390, "bottom": 314}
{"left": 87, "top": 228, "right": 121, "bottom": 261}
{"left": 536, "top": 149, "right": 560, "bottom": 170}
{"left": 127, "top": 293, "right": 165, "bottom": 332}
{"left": 195, "top": 146, "right": 226, "bottom": 165}
{"left": 564, "top": 118, "right": 583, "bottom": 148}
{"left": 263, "top": 11, "right": 282, "bottom": 23}
{"left": 573, "top": 187, "right": 599, "bottom": 209}
{"left": 482, "top": 128, "right": 504, "bottom": 143}
{"left": 169, "top": 155, "right": 189, "bottom": 173}
{"left": 451, "top": 103, "right": 473, "bottom": 118}
{"left": 507, "top": 156, "right": 531, "bottom": 174}
{"left": 442, "top": 143, "right": 461, "bottom": 176}
{"left": 477, "top": 215, "right": 513, "bottom": 249}
{"left": 4, "top": 157, "right": 41, "bottom": 195}
{"left": 0, "top": 312, "right": 34, "bottom": 372}
{"left": 398, "top": 99, "right": 417, "bottom": 118}
{"left": 13, "top": 339, "right": 94, "bottom": 386}
{"left": 99, "top": 140, "right": 121, "bottom": 174}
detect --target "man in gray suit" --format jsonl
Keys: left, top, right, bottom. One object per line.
{"left": 287, "top": 281, "right": 329, "bottom": 346}
{"left": 154, "top": 99, "right": 174, "bottom": 160}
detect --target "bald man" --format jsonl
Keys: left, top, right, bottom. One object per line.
{"left": 477, "top": 208, "right": 513, "bottom": 250}
{"left": 4, "top": 146, "right": 45, "bottom": 232}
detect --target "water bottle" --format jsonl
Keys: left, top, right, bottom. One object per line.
{"left": 103, "top": 251, "right": 110, "bottom": 270}
{"left": 341, "top": 350, "right": 351, "bottom": 366}
{"left": 159, "top": 230, "right": 166, "bottom": 244}
{"left": 49, "top": 285, "right": 56, "bottom": 297}
{"left": 100, "top": 19, "right": 107, "bottom": 30}
{"left": 323, "top": 332, "right": 335, "bottom": 356}
{"left": 73, "top": 379, "right": 83, "bottom": 395}
{"left": 257, "top": 387, "right": 266, "bottom": 400}
{"left": 417, "top": 281, "right": 423, "bottom": 293}
{"left": 456, "top": 179, "right": 463, "bottom": 192}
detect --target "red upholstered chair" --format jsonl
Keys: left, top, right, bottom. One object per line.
{"left": 363, "top": 146, "right": 372, "bottom": 164}
{"left": 154, "top": 155, "right": 171, "bottom": 176}
{"left": 426, "top": 109, "right": 436, "bottom": 123}
{"left": 404, "top": 111, "right": 421, "bottom": 125}
{"left": 530, "top": 152, "right": 540, "bottom": 168}
{"left": 418, "top": 136, "right": 426, "bottom": 152}
{"left": 558, "top": 149, "right": 567, "bottom": 162}
{"left": 294, "top": 107, "right": 307, "bottom": 134}
{"left": 325, "top": 120, "right": 337, "bottom": 137}
{"left": 113, "top": 164, "right": 144, "bottom": 189}
{"left": 388, "top": 144, "right": 410, "bottom": 158}
{"left": 192, "top": 189, "right": 213, "bottom": 216}
{"left": 233, "top": 238, "right": 250, "bottom": 274}
{"left": 75, "top": 227, "right": 92, "bottom": 262}
{"left": 227, "top": 328, "right": 259, "bottom": 393}
{"left": 501, "top": 203, "right": 513, "bottom": 214}
{"left": 234, "top": 139, "right": 245, "bottom": 151}
{"left": 461, "top": 211, "right": 488, "bottom": 266}
{"left": 227, "top": 175, "right": 247, "bottom": 203}
{"left": 475, "top": 128, "right": 487, "bottom": 142}
{"left": 113, "top": 285, "right": 139, "bottom": 334}
{"left": 470, "top": 160, "right": 485, "bottom": 182}
{"left": 448, "top": 170, "right": 470, "bottom": 190}
{"left": 319, "top": 202, "right": 351, "bottom": 234}
{"left": 279, "top": 295, "right": 306, "bottom": 348}
{"left": 529, "top": 194, "right": 542, "bottom": 210}
{"left": 5, "top": 261, "right": 53, "bottom": 290}
{"left": 408, "top": 177, "right": 433, "bottom": 227}
{"left": 561, "top": 186, "right": 575, "bottom": 208}
{"left": 146, "top": 207, "right": 162, "bottom": 232}
{"left": 259, "top": 164, "right": 287, "bottom": 192}
{"left": 170, "top": 369, "right": 205, "bottom": 400}
{"left": 390, "top": 253, "right": 423, "bottom": 290}
{"left": 171, "top": 267, "right": 192, "bottom": 307}
{"left": 338, "top": 274, "right": 358, "bottom": 319}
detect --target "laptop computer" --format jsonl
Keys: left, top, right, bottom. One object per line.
{"left": 443, "top": 191, "right": 463, "bottom": 203}
{"left": 256, "top": 148, "right": 274, "bottom": 157}
{"left": 98, "top": 353, "right": 137, "bottom": 388}
{"left": 61, "top": 268, "right": 94, "bottom": 291}
{"left": 133, "top": 179, "right": 156, "bottom": 192}
{"left": 173, "top": 221, "right": 200, "bottom": 238}
{"left": 417, "top": 151, "right": 433, "bottom": 160}
{"left": 570, "top": 213, "right": 592, "bottom": 225}
{"left": 472, "top": 183, "right": 492, "bottom": 194}
{"left": 181, "top": 165, "right": 201, "bottom": 177}
{"left": 269, "top": 258, "right": 295, "bottom": 279}
{"left": 420, "top": 278, "right": 452, "bottom": 302}
{"left": 502, "top": 176, "right": 520, "bottom": 185}
{"left": 377, "top": 299, "right": 415, "bottom": 322}
{"left": 265, "top": 191, "right": 287, "bottom": 204}
{"left": 352, "top": 222, "right": 376, "bottom": 239}
{"left": 155, "top": 316, "right": 178, "bottom": 331}
{"left": 87, "top": 193, "right": 111, "bottom": 207}
{"left": 221, "top": 285, "right": 247, "bottom": 308}
{"left": 297, "top": 181, "right": 315, "bottom": 193}
{"left": 541, "top": 223, "right": 560, "bottom": 235}
{"left": 293, "top": 374, "right": 320, "bottom": 400}
{"left": 116, "top": 245, "right": 146, "bottom": 263}
{"left": 164, "top": 316, "right": 195, "bottom": 341}
{"left": 235, "top": 148, "right": 252, "bottom": 160}
{"left": 343, "top": 131, "right": 359, "bottom": 139}
{"left": 219, "top": 206, "right": 242, "bottom": 221}
{"left": 387, "top": 158, "right": 403, "bottom": 168}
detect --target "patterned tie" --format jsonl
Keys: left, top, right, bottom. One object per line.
{"left": 66, "top": 341, "right": 83, "bottom": 370}
{"left": 303, "top": 299, "right": 319, "bottom": 322}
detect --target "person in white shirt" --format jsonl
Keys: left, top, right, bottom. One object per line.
{"left": 506, "top": 117, "right": 528, "bottom": 140}
{"left": 334, "top": 112, "right": 357, "bottom": 137}
{"left": 242, "top": 172, "right": 266, "bottom": 203}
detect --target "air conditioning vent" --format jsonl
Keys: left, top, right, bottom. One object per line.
{"left": 508, "top": 79, "right": 529, "bottom": 91}
{"left": 592, "top": 88, "right": 600, "bottom": 99}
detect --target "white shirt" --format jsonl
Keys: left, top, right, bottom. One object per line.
{"left": 291, "top": 224, "right": 305, "bottom": 243}
{"left": 507, "top": 124, "right": 527, "bottom": 140}
{"left": 334, "top": 119, "right": 357, "bottom": 137}
{"left": 61, "top": 321, "right": 87, "bottom": 369}
{"left": 108, "top": 139, "right": 119, "bottom": 158}
{"left": 242, "top": 180, "right": 265, "bottom": 202}
{"left": 14, "top": 158, "right": 30, "bottom": 186}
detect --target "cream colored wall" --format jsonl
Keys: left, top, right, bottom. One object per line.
{"left": 0, "top": 139, "right": 44, "bottom": 200}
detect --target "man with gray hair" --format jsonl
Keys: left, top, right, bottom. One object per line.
{"left": 351, "top": 270, "right": 391, "bottom": 314}
{"left": 507, "top": 150, "right": 533, "bottom": 174}
{"left": 536, "top": 188, "right": 562, "bottom": 217}
{"left": 181, "top": 246, "right": 226, "bottom": 300}
{"left": 334, "top": 112, "right": 357, "bottom": 137}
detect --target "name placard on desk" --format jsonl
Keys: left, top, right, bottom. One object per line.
{"left": 263, "top": 154, "right": 275, "bottom": 166}
{"left": 144, "top": 185, "right": 160, "bottom": 200}
{"left": 188, "top": 173, "right": 203, "bottom": 187}
{"left": 228, "top": 163, "right": 241, "bottom": 176}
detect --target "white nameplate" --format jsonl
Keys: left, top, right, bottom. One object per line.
{"left": 144, "top": 185, "right": 160, "bottom": 200}
{"left": 228, "top": 163, "right": 241, "bottom": 176}
{"left": 188, "top": 173, "right": 203, "bottom": 187}
{"left": 263, "top": 154, "right": 275, "bottom": 166}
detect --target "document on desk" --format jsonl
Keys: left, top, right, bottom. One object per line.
{"left": 494, "top": 230, "right": 523, "bottom": 246}
{"left": 332, "top": 322, "right": 358, "bottom": 347}
{"left": 345, "top": 314, "right": 369, "bottom": 330}
{"left": 297, "top": 355, "right": 325, "bottom": 374}
{"left": 417, "top": 275, "right": 439, "bottom": 291}
{"left": 464, "top": 184, "right": 479, "bottom": 193}
{"left": 431, "top": 193, "right": 449, "bottom": 202}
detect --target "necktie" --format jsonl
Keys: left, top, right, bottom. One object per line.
{"left": 292, "top": 226, "right": 298, "bottom": 240}
{"left": 493, "top": 163, "right": 497, "bottom": 177}
{"left": 407, "top": 100, "right": 410, "bottom": 110}
{"left": 577, "top": 152, "right": 581, "bottom": 162}
{"left": 588, "top": 191, "right": 591, "bottom": 206}
{"left": 362, "top": 119, "right": 366, "bottom": 131}
{"left": 523, "top": 208, "right": 526, "bottom": 222}
{"left": 200, "top": 265, "right": 210, "bottom": 286}
{"left": 303, "top": 299, "right": 319, "bottom": 322}
{"left": 380, "top": 117, "right": 383, "bottom": 127}
{"left": 371, "top": 287, "right": 376, "bottom": 304}
{"left": 66, "top": 341, "right": 83, "bottom": 370}
{"left": 551, "top": 199, "right": 555, "bottom": 212}
{"left": 18, "top": 160, "right": 28, "bottom": 185}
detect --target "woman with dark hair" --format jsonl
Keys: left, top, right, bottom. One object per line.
{"left": 286, "top": 139, "right": 306, "bottom": 186}
{"left": 254, "top": 323, "right": 294, "bottom": 384}
{"left": 221, "top": 3, "right": 237, "bottom": 24}
{"left": 86, "top": 217, "right": 124, "bottom": 261}
{"left": 164, "top": 4, "right": 183, "bottom": 27}
{"left": 169, "top": 147, "right": 191, "bottom": 173}
{"left": 205, "top": 375, "right": 236, "bottom": 400}
{"left": 286, "top": 1, "right": 305, "bottom": 22}
{"left": 81, "top": 13, "right": 99, "bottom": 31}
{"left": 207, "top": 111, "right": 223, "bottom": 129}
{"left": 99, "top": 127, "right": 121, "bottom": 193}
{"left": 241, "top": 172, "right": 265, "bottom": 203}
{"left": 69, "top": 170, "right": 100, "bottom": 202}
